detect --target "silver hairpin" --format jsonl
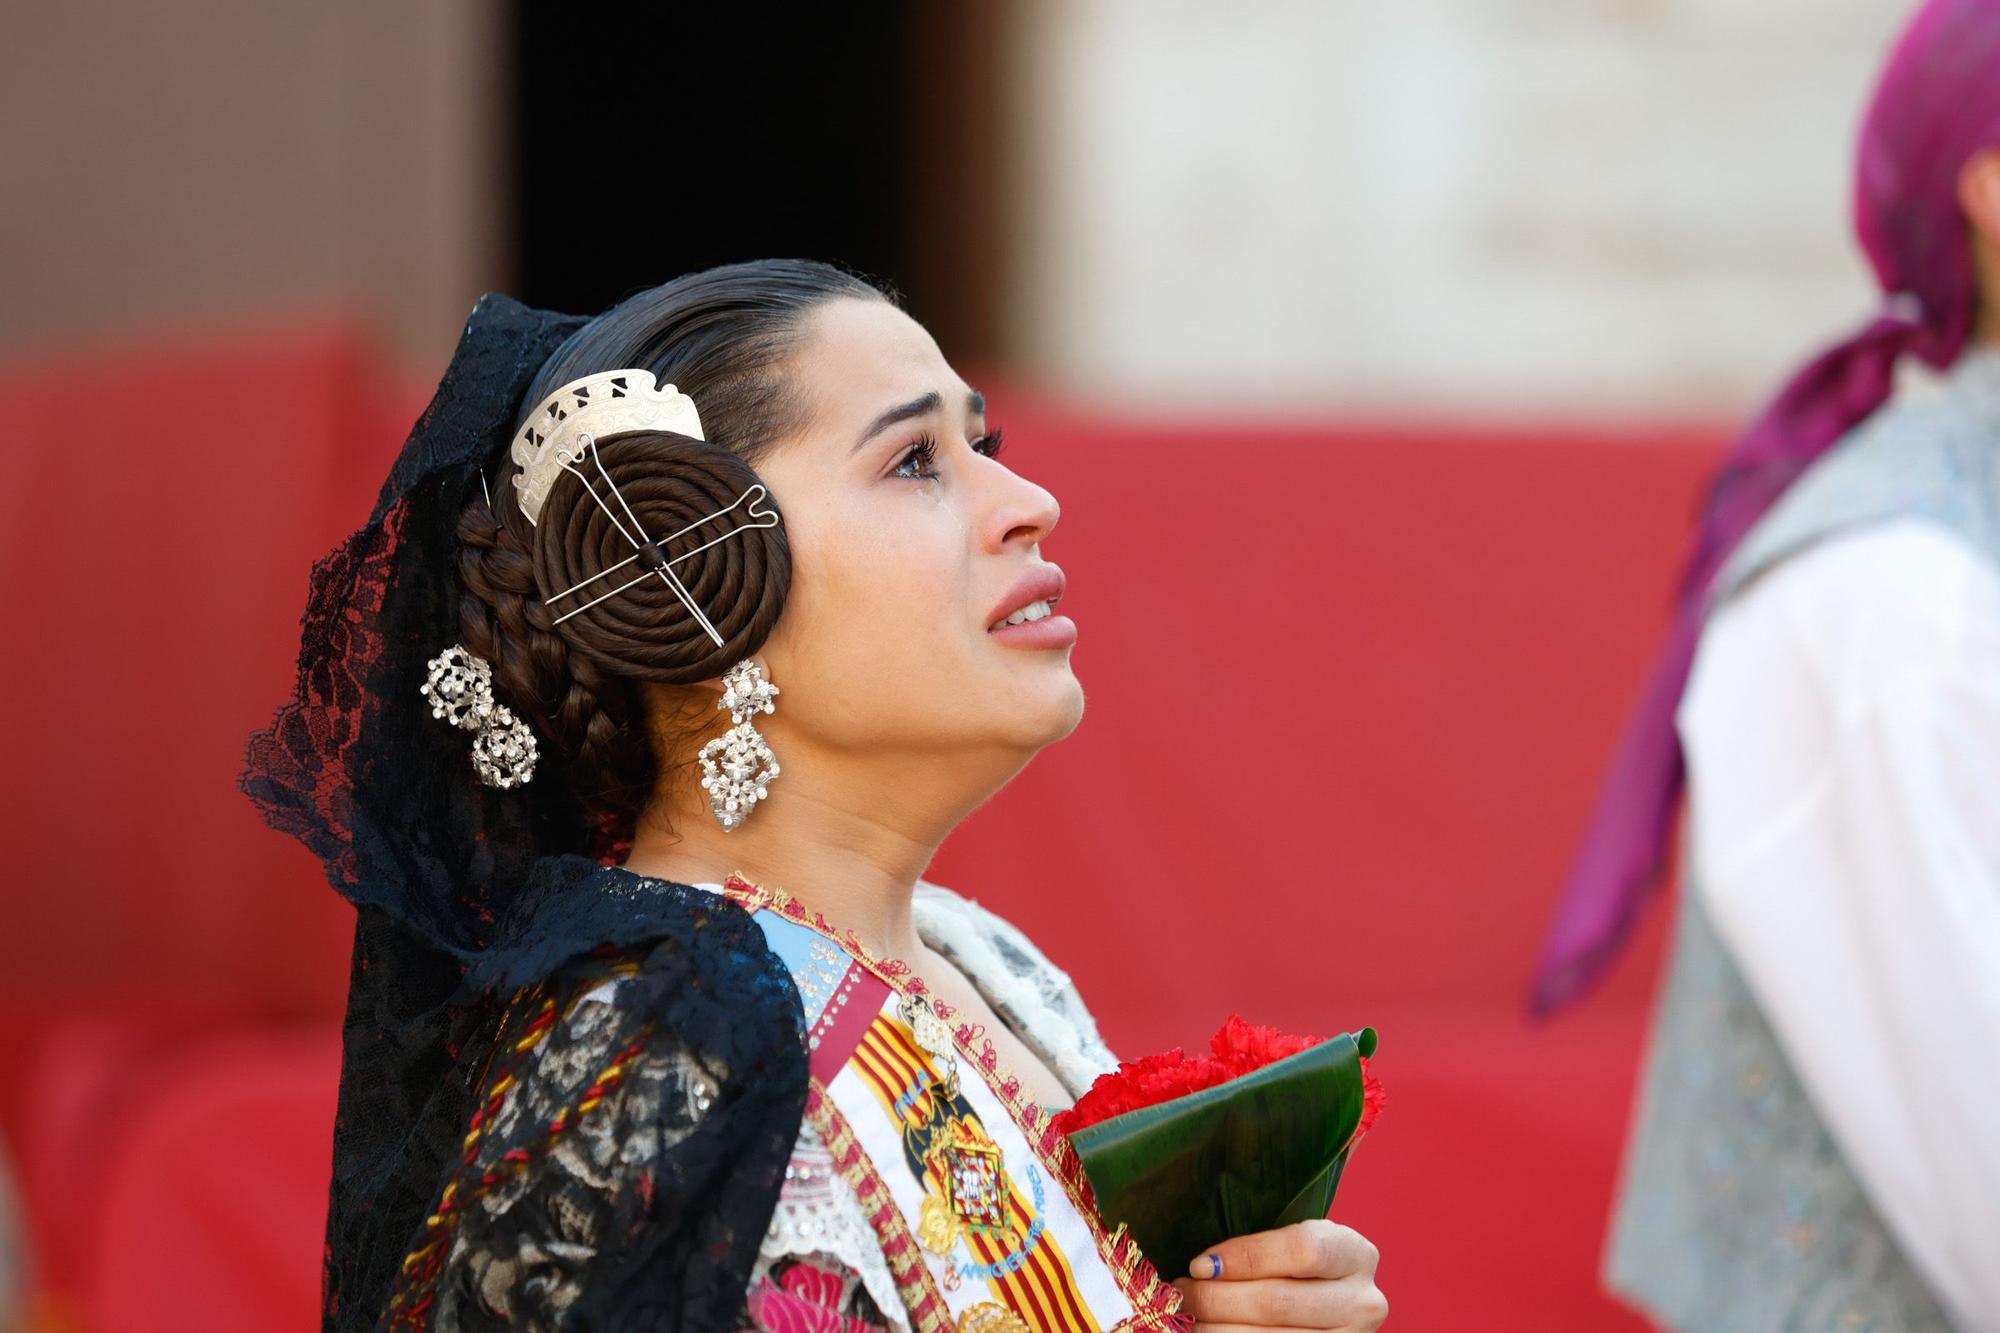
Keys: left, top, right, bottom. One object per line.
{"left": 542, "top": 433, "right": 780, "bottom": 646}
{"left": 420, "top": 644, "right": 538, "bottom": 787}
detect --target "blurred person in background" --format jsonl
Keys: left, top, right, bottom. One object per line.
{"left": 1533, "top": 1, "right": 2000, "bottom": 1328}
{"left": 0, "top": 1131, "right": 21, "bottom": 1333}
{"left": 243, "top": 260, "right": 1388, "bottom": 1332}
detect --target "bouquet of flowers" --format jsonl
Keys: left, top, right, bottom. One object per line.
{"left": 1048, "top": 1015, "right": 1383, "bottom": 1279}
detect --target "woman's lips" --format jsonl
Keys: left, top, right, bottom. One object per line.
{"left": 986, "top": 564, "right": 1067, "bottom": 630}
{"left": 988, "top": 611, "right": 1077, "bottom": 649}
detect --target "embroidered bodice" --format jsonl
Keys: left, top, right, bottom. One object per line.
{"left": 570, "top": 876, "right": 1126, "bottom": 1333}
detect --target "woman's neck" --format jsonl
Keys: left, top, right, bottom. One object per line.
{"left": 621, "top": 741, "right": 1012, "bottom": 964}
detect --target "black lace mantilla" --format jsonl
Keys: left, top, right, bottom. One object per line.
{"left": 241, "top": 292, "right": 594, "bottom": 955}
{"left": 239, "top": 293, "right": 811, "bottom": 1330}
{"left": 350, "top": 857, "right": 809, "bottom": 1332}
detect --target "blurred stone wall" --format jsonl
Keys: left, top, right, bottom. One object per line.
{"left": 1003, "top": 0, "right": 1913, "bottom": 416}
{"left": 2, "top": 0, "right": 504, "bottom": 371}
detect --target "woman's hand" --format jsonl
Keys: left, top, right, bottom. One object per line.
{"left": 1167, "top": 1218, "right": 1387, "bottom": 1331}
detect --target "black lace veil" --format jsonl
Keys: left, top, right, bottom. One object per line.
{"left": 242, "top": 292, "right": 590, "bottom": 953}
{"left": 241, "top": 293, "right": 809, "bottom": 1330}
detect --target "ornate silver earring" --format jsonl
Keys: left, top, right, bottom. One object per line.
{"left": 698, "top": 657, "right": 780, "bottom": 831}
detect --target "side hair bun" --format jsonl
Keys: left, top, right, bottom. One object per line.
{"left": 531, "top": 431, "right": 790, "bottom": 684}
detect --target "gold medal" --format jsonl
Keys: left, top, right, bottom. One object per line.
{"left": 956, "top": 1302, "right": 1031, "bottom": 1333}
{"left": 900, "top": 992, "right": 965, "bottom": 1113}
{"left": 900, "top": 992, "right": 1018, "bottom": 1263}
{"left": 918, "top": 1193, "right": 962, "bottom": 1255}
{"left": 899, "top": 993, "right": 958, "bottom": 1060}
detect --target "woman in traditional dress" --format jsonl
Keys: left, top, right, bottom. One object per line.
{"left": 244, "top": 260, "right": 1387, "bottom": 1332}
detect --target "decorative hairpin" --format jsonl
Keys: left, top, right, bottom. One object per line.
{"left": 511, "top": 370, "right": 703, "bottom": 525}
{"left": 539, "top": 434, "right": 779, "bottom": 641}
{"left": 512, "top": 368, "right": 780, "bottom": 646}
{"left": 420, "top": 645, "right": 538, "bottom": 788}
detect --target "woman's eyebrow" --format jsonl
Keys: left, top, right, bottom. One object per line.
{"left": 852, "top": 391, "right": 941, "bottom": 454}
{"left": 851, "top": 388, "right": 986, "bottom": 454}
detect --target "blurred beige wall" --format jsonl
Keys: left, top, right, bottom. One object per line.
{"left": 1003, "top": 0, "right": 1913, "bottom": 418}
{"left": 2, "top": 0, "right": 505, "bottom": 372}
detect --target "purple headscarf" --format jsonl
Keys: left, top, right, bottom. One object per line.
{"left": 1531, "top": 0, "right": 2000, "bottom": 1015}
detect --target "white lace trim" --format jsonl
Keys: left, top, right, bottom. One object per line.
{"left": 757, "top": 1119, "right": 912, "bottom": 1331}
{"left": 911, "top": 880, "right": 1120, "bottom": 1099}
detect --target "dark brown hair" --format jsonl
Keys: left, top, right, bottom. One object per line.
{"left": 455, "top": 259, "right": 895, "bottom": 847}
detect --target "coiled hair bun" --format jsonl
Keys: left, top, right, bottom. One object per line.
{"left": 532, "top": 431, "right": 790, "bottom": 683}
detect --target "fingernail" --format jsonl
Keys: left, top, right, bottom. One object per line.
{"left": 1191, "top": 1253, "right": 1222, "bottom": 1279}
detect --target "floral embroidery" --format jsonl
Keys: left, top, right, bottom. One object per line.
{"left": 745, "top": 1258, "right": 891, "bottom": 1333}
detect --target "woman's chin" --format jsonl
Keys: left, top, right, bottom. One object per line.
{"left": 967, "top": 665, "right": 1083, "bottom": 746}
{"left": 1028, "top": 670, "right": 1087, "bottom": 742}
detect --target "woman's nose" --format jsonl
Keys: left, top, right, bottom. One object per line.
{"left": 992, "top": 475, "right": 1060, "bottom": 550}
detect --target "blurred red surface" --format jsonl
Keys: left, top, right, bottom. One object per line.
{"left": 0, "top": 320, "right": 1719, "bottom": 1330}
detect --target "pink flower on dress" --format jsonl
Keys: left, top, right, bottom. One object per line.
{"left": 744, "top": 1259, "right": 887, "bottom": 1333}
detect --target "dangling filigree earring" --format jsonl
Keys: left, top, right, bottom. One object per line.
{"left": 698, "top": 657, "right": 780, "bottom": 831}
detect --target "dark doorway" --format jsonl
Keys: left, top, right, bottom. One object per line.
{"left": 507, "top": 3, "right": 1006, "bottom": 362}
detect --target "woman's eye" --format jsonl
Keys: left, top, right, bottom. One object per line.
{"left": 892, "top": 428, "right": 1005, "bottom": 480}
{"left": 892, "top": 435, "right": 940, "bottom": 479}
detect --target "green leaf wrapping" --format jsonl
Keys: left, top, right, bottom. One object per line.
{"left": 1065, "top": 1028, "right": 1377, "bottom": 1279}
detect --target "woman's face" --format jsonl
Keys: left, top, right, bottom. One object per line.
{"left": 748, "top": 297, "right": 1083, "bottom": 771}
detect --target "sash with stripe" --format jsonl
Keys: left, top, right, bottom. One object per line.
{"left": 718, "top": 877, "right": 1187, "bottom": 1333}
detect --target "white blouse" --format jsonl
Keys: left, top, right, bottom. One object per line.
{"left": 1678, "top": 517, "right": 2000, "bottom": 1332}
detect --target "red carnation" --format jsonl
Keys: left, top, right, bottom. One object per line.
{"left": 1358, "top": 1056, "right": 1385, "bottom": 1137}
{"left": 1209, "top": 1013, "right": 1322, "bottom": 1073}
{"left": 1053, "top": 1049, "right": 1213, "bottom": 1137}
{"left": 1050, "top": 1014, "right": 1384, "bottom": 1141}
